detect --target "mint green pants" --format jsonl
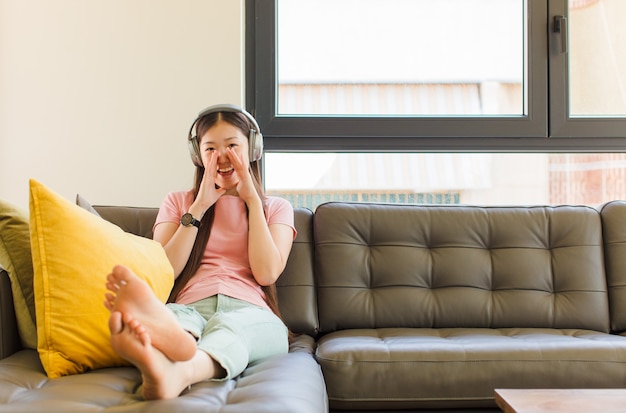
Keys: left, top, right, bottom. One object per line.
{"left": 166, "top": 294, "right": 288, "bottom": 380}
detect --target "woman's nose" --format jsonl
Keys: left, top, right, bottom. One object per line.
{"left": 215, "top": 147, "right": 228, "bottom": 158}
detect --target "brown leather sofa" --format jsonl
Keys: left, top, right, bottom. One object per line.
{"left": 4, "top": 200, "right": 626, "bottom": 412}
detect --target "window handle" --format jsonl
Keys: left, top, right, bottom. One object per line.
{"left": 553, "top": 15, "right": 568, "bottom": 54}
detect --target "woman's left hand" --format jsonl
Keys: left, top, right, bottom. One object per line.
{"left": 227, "top": 147, "right": 291, "bottom": 286}
{"left": 227, "top": 147, "right": 260, "bottom": 205}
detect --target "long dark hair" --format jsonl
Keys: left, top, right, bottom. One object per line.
{"left": 166, "top": 111, "right": 283, "bottom": 322}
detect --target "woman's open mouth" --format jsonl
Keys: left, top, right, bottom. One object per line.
{"left": 218, "top": 166, "right": 235, "bottom": 177}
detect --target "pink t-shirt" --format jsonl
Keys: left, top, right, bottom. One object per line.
{"left": 154, "top": 191, "right": 296, "bottom": 309}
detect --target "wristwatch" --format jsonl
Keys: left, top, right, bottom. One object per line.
{"left": 180, "top": 213, "right": 201, "bottom": 228}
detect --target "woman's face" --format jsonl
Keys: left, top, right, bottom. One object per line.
{"left": 199, "top": 120, "right": 249, "bottom": 192}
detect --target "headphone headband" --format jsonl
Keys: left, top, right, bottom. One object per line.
{"left": 187, "top": 103, "right": 263, "bottom": 167}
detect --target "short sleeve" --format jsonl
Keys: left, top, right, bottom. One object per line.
{"left": 153, "top": 190, "right": 194, "bottom": 232}
{"left": 264, "top": 196, "right": 297, "bottom": 239}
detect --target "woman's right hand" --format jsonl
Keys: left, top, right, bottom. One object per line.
{"left": 191, "top": 151, "right": 226, "bottom": 217}
{"left": 154, "top": 151, "right": 225, "bottom": 277}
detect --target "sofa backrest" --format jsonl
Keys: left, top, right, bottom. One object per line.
{"left": 94, "top": 205, "right": 159, "bottom": 239}
{"left": 314, "top": 202, "right": 610, "bottom": 334}
{"left": 93, "top": 205, "right": 320, "bottom": 336}
{"left": 598, "top": 200, "right": 626, "bottom": 332}
{"left": 276, "top": 208, "right": 319, "bottom": 336}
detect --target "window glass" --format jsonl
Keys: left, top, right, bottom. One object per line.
{"left": 276, "top": 0, "right": 526, "bottom": 116}
{"left": 265, "top": 152, "right": 626, "bottom": 210}
{"left": 568, "top": 0, "right": 626, "bottom": 117}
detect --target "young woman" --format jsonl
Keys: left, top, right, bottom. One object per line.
{"left": 104, "top": 105, "right": 296, "bottom": 400}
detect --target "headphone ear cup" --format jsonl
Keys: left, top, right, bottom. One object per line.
{"left": 188, "top": 136, "right": 203, "bottom": 167}
{"left": 249, "top": 130, "right": 263, "bottom": 162}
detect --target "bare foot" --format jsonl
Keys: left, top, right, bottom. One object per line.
{"left": 108, "top": 311, "right": 192, "bottom": 400}
{"left": 104, "top": 264, "right": 196, "bottom": 361}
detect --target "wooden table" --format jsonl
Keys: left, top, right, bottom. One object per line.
{"left": 495, "top": 389, "right": 626, "bottom": 413}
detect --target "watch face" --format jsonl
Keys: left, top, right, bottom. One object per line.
{"left": 181, "top": 213, "right": 200, "bottom": 227}
{"left": 181, "top": 213, "right": 192, "bottom": 226}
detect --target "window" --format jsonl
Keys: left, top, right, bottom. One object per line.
{"left": 276, "top": 0, "right": 525, "bottom": 117}
{"left": 249, "top": 0, "right": 626, "bottom": 147}
{"left": 250, "top": 0, "right": 548, "bottom": 146}
{"left": 550, "top": 0, "right": 626, "bottom": 137}
{"left": 263, "top": 152, "right": 626, "bottom": 210}
{"left": 247, "top": 0, "right": 626, "bottom": 209}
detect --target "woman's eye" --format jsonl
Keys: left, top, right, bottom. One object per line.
{"left": 205, "top": 147, "right": 215, "bottom": 152}
{"left": 229, "top": 143, "right": 237, "bottom": 148}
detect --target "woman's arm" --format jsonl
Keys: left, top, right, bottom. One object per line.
{"left": 153, "top": 220, "right": 199, "bottom": 278}
{"left": 227, "top": 147, "right": 294, "bottom": 285}
{"left": 154, "top": 151, "right": 225, "bottom": 277}
{"left": 246, "top": 198, "right": 294, "bottom": 286}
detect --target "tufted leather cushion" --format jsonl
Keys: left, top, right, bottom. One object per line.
{"left": 0, "top": 336, "right": 327, "bottom": 413}
{"left": 276, "top": 208, "right": 319, "bottom": 336}
{"left": 317, "top": 327, "right": 626, "bottom": 410}
{"left": 314, "top": 202, "right": 609, "bottom": 333}
{"left": 599, "top": 200, "right": 626, "bottom": 332}
{"left": 94, "top": 205, "right": 159, "bottom": 239}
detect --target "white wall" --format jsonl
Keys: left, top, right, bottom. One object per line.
{"left": 0, "top": 0, "right": 244, "bottom": 210}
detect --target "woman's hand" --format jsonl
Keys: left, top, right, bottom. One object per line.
{"left": 154, "top": 151, "right": 225, "bottom": 277}
{"left": 191, "top": 151, "right": 226, "bottom": 216}
{"left": 226, "top": 147, "right": 260, "bottom": 206}
{"left": 225, "top": 147, "right": 292, "bottom": 285}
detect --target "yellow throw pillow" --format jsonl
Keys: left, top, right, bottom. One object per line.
{"left": 28, "top": 179, "right": 173, "bottom": 378}
{"left": 0, "top": 200, "right": 37, "bottom": 349}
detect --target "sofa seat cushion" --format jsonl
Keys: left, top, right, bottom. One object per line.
{"left": 0, "top": 335, "right": 327, "bottom": 413}
{"left": 316, "top": 327, "right": 626, "bottom": 410}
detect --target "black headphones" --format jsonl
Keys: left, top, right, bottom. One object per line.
{"left": 187, "top": 103, "right": 263, "bottom": 167}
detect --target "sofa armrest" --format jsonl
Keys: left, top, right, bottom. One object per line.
{"left": 0, "top": 267, "right": 21, "bottom": 359}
